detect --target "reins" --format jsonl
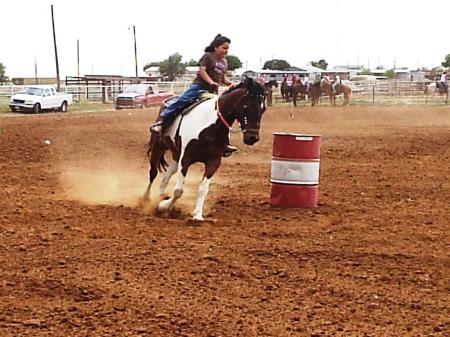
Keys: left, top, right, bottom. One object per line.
{"left": 215, "top": 86, "right": 265, "bottom": 134}
{"left": 215, "top": 90, "right": 244, "bottom": 134}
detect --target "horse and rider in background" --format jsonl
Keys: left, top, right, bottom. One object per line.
{"left": 263, "top": 79, "right": 278, "bottom": 106}
{"left": 425, "top": 72, "right": 448, "bottom": 96}
{"left": 280, "top": 77, "right": 291, "bottom": 102}
{"left": 290, "top": 75, "right": 313, "bottom": 106}
{"left": 320, "top": 76, "right": 352, "bottom": 106}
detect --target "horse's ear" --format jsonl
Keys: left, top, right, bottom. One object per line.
{"left": 243, "top": 76, "right": 253, "bottom": 86}
{"left": 246, "top": 77, "right": 255, "bottom": 89}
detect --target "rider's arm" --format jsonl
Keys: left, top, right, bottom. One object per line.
{"left": 198, "top": 66, "right": 217, "bottom": 86}
{"left": 222, "top": 74, "right": 233, "bottom": 86}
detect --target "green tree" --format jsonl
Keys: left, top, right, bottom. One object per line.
{"left": 442, "top": 54, "right": 450, "bottom": 68}
{"left": 263, "top": 59, "right": 290, "bottom": 70}
{"left": 360, "top": 68, "right": 372, "bottom": 75}
{"left": 159, "top": 53, "right": 186, "bottom": 81}
{"left": 143, "top": 62, "right": 161, "bottom": 72}
{"left": 384, "top": 69, "right": 396, "bottom": 79}
{"left": 226, "top": 55, "right": 242, "bottom": 71}
{"left": 0, "top": 62, "right": 9, "bottom": 83}
{"left": 310, "top": 59, "right": 328, "bottom": 70}
{"left": 185, "top": 59, "right": 198, "bottom": 67}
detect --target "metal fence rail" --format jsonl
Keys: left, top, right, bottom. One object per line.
{"left": 1, "top": 80, "right": 448, "bottom": 106}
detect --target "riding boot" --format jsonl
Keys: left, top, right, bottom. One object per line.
{"left": 223, "top": 135, "right": 237, "bottom": 157}
{"left": 223, "top": 144, "right": 237, "bottom": 157}
{"left": 150, "top": 121, "right": 164, "bottom": 135}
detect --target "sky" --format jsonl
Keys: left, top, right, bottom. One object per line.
{"left": 1, "top": 0, "right": 449, "bottom": 79}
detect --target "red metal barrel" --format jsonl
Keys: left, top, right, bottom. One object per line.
{"left": 270, "top": 133, "right": 321, "bottom": 208}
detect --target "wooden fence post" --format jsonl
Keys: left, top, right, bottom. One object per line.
{"left": 372, "top": 84, "right": 375, "bottom": 103}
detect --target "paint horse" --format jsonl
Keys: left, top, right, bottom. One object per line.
{"left": 143, "top": 77, "right": 266, "bottom": 221}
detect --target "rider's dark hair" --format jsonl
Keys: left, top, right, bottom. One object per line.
{"left": 204, "top": 34, "right": 231, "bottom": 53}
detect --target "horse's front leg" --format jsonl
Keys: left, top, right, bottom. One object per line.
{"left": 192, "top": 159, "right": 220, "bottom": 221}
{"left": 192, "top": 177, "right": 211, "bottom": 221}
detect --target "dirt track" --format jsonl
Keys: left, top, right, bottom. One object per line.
{"left": 0, "top": 105, "right": 449, "bottom": 336}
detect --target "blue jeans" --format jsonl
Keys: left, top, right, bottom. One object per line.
{"left": 160, "top": 83, "right": 207, "bottom": 123}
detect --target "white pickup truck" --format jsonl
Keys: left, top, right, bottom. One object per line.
{"left": 9, "top": 85, "right": 73, "bottom": 113}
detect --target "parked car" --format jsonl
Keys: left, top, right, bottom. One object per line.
{"left": 115, "top": 84, "right": 173, "bottom": 110}
{"left": 9, "top": 85, "right": 73, "bottom": 113}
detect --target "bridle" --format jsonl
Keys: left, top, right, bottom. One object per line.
{"left": 215, "top": 88, "right": 264, "bottom": 134}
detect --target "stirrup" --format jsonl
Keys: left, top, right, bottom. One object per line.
{"left": 223, "top": 145, "right": 237, "bottom": 158}
{"left": 150, "top": 122, "right": 163, "bottom": 134}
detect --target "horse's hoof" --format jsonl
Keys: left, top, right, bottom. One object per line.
{"left": 138, "top": 196, "right": 149, "bottom": 208}
{"left": 157, "top": 199, "right": 171, "bottom": 213}
{"left": 186, "top": 218, "right": 203, "bottom": 226}
{"left": 192, "top": 215, "right": 204, "bottom": 221}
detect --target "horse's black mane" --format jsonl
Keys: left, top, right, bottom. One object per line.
{"left": 224, "top": 77, "right": 265, "bottom": 97}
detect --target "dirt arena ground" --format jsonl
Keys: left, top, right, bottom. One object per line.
{"left": 0, "top": 104, "right": 449, "bottom": 337}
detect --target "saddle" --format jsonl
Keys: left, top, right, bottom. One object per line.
{"left": 162, "top": 91, "right": 216, "bottom": 118}
{"left": 182, "top": 92, "right": 216, "bottom": 116}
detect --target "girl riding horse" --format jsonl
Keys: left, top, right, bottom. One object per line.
{"left": 144, "top": 78, "right": 266, "bottom": 221}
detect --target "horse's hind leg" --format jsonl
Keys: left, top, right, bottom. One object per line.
{"left": 143, "top": 160, "right": 158, "bottom": 202}
{"left": 159, "top": 159, "right": 178, "bottom": 198}
{"left": 157, "top": 151, "right": 190, "bottom": 213}
{"left": 143, "top": 141, "right": 165, "bottom": 202}
{"left": 157, "top": 167, "right": 185, "bottom": 213}
{"left": 343, "top": 94, "right": 349, "bottom": 106}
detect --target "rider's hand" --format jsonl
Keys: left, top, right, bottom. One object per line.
{"left": 227, "top": 82, "right": 237, "bottom": 89}
{"left": 210, "top": 81, "right": 219, "bottom": 88}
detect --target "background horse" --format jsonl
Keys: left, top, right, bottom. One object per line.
{"left": 264, "top": 79, "right": 278, "bottom": 106}
{"left": 143, "top": 78, "right": 266, "bottom": 221}
{"left": 320, "top": 79, "right": 352, "bottom": 105}
{"left": 291, "top": 81, "right": 309, "bottom": 107}
{"left": 425, "top": 81, "right": 448, "bottom": 96}
{"left": 309, "top": 81, "right": 322, "bottom": 106}
{"left": 280, "top": 81, "right": 291, "bottom": 102}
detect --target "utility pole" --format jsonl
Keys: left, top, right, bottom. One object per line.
{"left": 34, "top": 56, "right": 38, "bottom": 84}
{"left": 77, "top": 39, "right": 80, "bottom": 78}
{"left": 77, "top": 39, "right": 80, "bottom": 101}
{"left": 132, "top": 25, "right": 138, "bottom": 79}
{"left": 51, "top": 5, "right": 60, "bottom": 90}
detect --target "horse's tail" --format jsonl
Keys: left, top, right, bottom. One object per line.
{"left": 146, "top": 132, "right": 169, "bottom": 172}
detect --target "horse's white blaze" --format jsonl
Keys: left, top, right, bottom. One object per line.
{"left": 192, "top": 177, "right": 211, "bottom": 221}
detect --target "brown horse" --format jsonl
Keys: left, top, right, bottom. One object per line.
{"left": 280, "top": 80, "right": 291, "bottom": 102}
{"left": 291, "top": 81, "right": 310, "bottom": 107}
{"left": 264, "top": 79, "right": 278, "bottom": 106}
{"left": 320, "top": 79, "right": 352, "bottom": 105}
{"left": 309, "top": 82, "right": 322, "bottom": 106}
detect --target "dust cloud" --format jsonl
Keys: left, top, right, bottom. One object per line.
{"left": 59, "top": 159, "right": 215, "bottom": 212}
{"left": 59, "top": 164, "right": 148, "bottom": 207}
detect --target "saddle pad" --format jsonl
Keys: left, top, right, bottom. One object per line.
{"left": 181, "top": 94, "right": 216, "bottom": 116}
